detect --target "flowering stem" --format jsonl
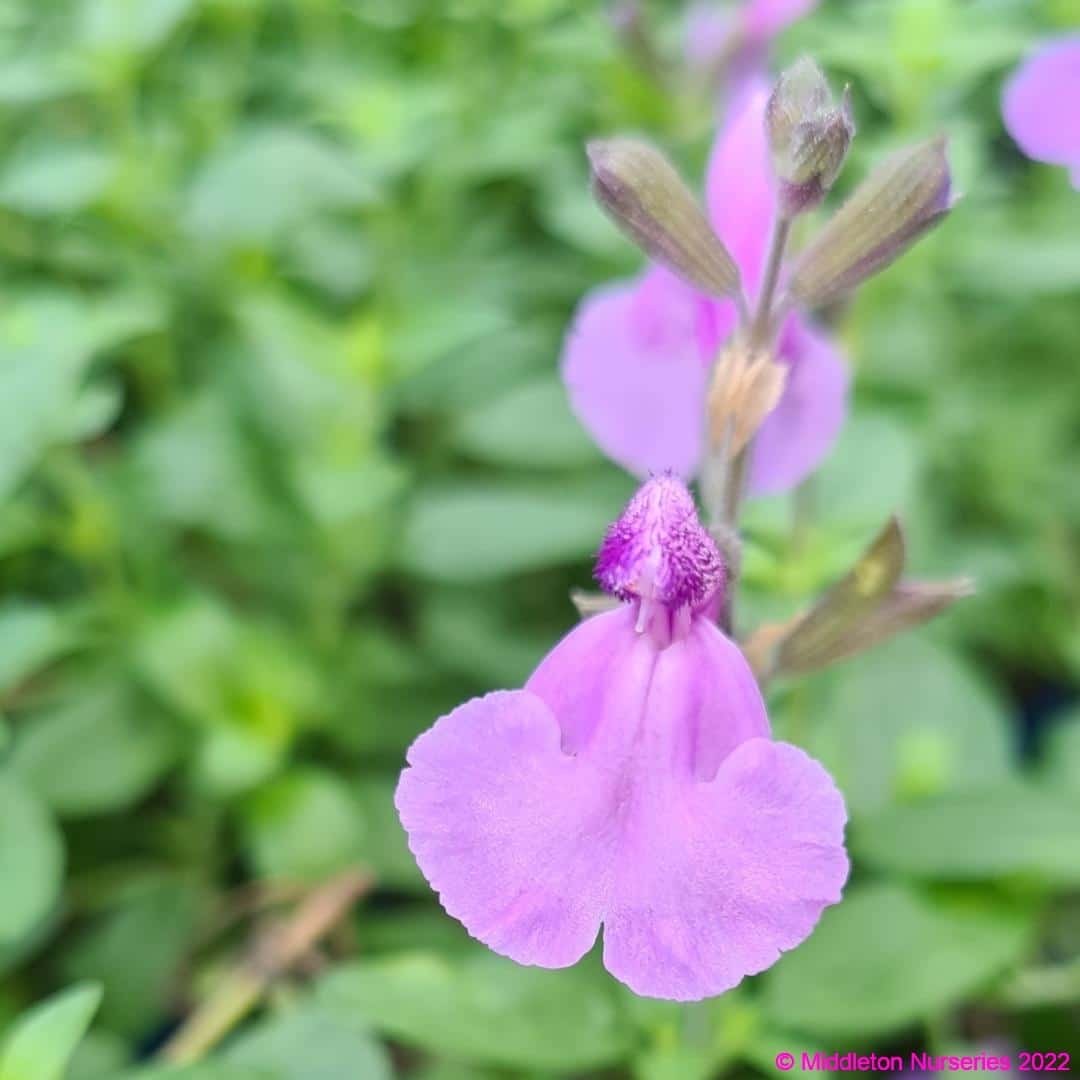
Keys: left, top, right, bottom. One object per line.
{"left": 734, "top": 288, "right": 752, "bottom": 327}
{"left": 712, "top": 215, "right": 791, "bottom": 635}
{"left": 750, "top": 215, "right": 791, "bottom": 347}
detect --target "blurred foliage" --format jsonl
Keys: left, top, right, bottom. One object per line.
{"left": 0, "top": 0, "right": 1077, "bottom": 1076}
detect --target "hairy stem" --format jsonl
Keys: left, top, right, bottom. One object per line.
{"left": 750, "top": 215, "right": 791, "bottom": 348}
{"left": 724, "top": 214, "right": 792, "bottom": 528}
{"left": 712, "top": 215, "right": 792, "bottom": 635}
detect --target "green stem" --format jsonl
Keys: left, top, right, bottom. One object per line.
{"left": 707, "top": 214, "right": 792, "bottom": 635}
{"left": 723, "top": 214, "right": 792, "bottom": 530}
{"left": 749, "top": 215, "right": 791, "bottom": 348}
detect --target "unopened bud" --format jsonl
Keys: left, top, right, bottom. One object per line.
{"left": 777, "top": 517, "right": 905, "bottom": 675}
{"left": 706, "top": 341, "right": 787, "bottom": 455}
{"left": 587, "top": 138, "right": 741, "bottom": 297}
{"left": 748, "top": 516, "right": 974, "bottom": 679}
{"left": 788, "top": 136, "right": 953, "bottom": 307}
{"left": 824, "top": 578, "right": 975, "bottom": 665}
{"left": 766, "top": 58, "right": 854, "bottom": 216}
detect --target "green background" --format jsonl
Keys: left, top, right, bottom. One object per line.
{"left": 0, "top": 0, "right": 1077, "bottom": 1077}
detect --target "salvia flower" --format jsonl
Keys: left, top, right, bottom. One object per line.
{"left": 685, "top": 0, "right": 821, "bottom": 103}
{"left": 1002, "top": 37, "right": 1080, "bottom": 188}
{"left": 562, "top": 86, "right": 849, "bottom": 494}
{"left": 396, "top": 475, "right": 849, "bottom": 1001}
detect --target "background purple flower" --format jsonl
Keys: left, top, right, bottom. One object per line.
{"left": 561, "top": 87, "right": 848, "bottom": 496}
{"left": 742, "top": 0, "right": 818, "bottom": 40}
{"left": 396, "top": 477, "right": 849, "bottom": 1001}
{"left": 1002, "top": 37, "right": 1080, "bottom": 188}
{"left": 685, "top": 0, "right": 820, "bottom": 101}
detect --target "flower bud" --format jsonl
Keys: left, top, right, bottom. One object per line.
{"left": 587, "top": 138, "right": 741, "bottom": 297}
{"left": 705, "top": 341, "right": 787, "bottom": 455}
{"left": 766, "top": 58, "right": 855, "bottom": 216}
{"left": 776, "top": 517, "right": 905, "bottom": 675}
{"left": 788, "top": 135, "right": 953, "bottom": 307}
{"left": 743, "top": 516, "right": 974, "bottom": 679}
{"left": 821, "top": 578, "right": 974, "bottom": 666}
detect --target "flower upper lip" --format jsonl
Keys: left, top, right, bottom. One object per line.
{"left": 595, "top": 474, "right": 725, "bottom": 616}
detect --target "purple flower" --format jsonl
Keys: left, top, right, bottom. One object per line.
{"left": 1002, "top": 36, "right": 1080, "bottom": 188}
{"left": 562, "top": 87, "right": 849, "bottom": 496}
{"left": 396, "top": 475, "right": 849, "bottom": 1001}
{"left": 685, "top": 0, "right": 820, "bottom": 103}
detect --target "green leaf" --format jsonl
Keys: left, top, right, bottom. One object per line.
{"left": 318, "top": 951, "right": 633, "bottom": 1070}
{"left": 352, "top": 776, "right": 425, "bottom": 893}
{"left": 814, "top": 412, "right": 918, "bottom": 525}
{"left": 0, "top": 289, "right": 159, "bottom": 504}
{"left": 0, "top": 57, "right": 88, "bottom": 107}
{"left": 62, "top": 877, "right": 205, "bottom": 1037}
{"left": 409, "top": 1066, "right": 501, "bottom": 1080}
{"left": 285, "top": 221, "right": 374, "bottom": 301}
{"left": 11, "top": 685, "right": 178, "bottom": 817}
{"left": 394, "top": 322, "right": 541, "bottom": 409}
{"left": 633, "top": 1047, "right": 718, "bottom": 1080}
{"left": 0, "top": 146, "right": 113, "bottom": 216}
{"left": 630, "top": 993, "right": 761, "bottom": 1080}
{"left": 0, "top": 346, "right": 89, "bottom": 504}
{"left": 242, "top": 770, "right": 364, "bottom": 883}
{"left": 232, "top": 294, "right": 380, "bottom": 454}
{"left": 134, "top": 391, "right": 273, "bottom": 542}
{"left": 0, "top": 983, "right": 102, "bottom": 1080}
{"left": 225, "top": 1005, "right": 391, "bottom": 1080}
{"left": 401, "top": 476, "right": 633, "bottom": 582}
{"left": 66, "top": 380, "right": 125, "bottom": 442}
{"left": 763, "top": 883, "right": 1032, "bottom": 1037}
{"left": 0, "top": 603, "right": 70, "bottom": 694}
{"left": 854, "top": 785, "right": 1080, "bottom": 884}
{"left": 134, "top": 598, "right": 237, "bottom": 721}
{"left": 67, "top": 1029, "right": 130, "bottom": 1080}
{"left": 80, "top": 0, "right": 196, "bottom": 53}
{"left": 806, "top": 636, "right": 1013, "bottom": 816}
{"left": 117, "top": 1066, "right": 271, "bottom": 1080}
{"left": 357, "top": 910, "right": 473, "bottom": 956}
{"left": 948, "top": 202, "right": 1080, "bottom": 295}
{"left": 1043, "top": 706, "right": 1080, "bottom": 791}
{"left": 291, "top": 459, "right": 405, "bottom": 531}
{"left": 453, "top": 376, "right": 602, "bottom": 468}
{"left": 417, "top": 588, "right": 550, "bottom": 686}
{"left": 0, "top": 774, "right": 64, "bottom": 951}
{"left": 135, "top": 601, "right": 311, "bottom": 798}
{"left": 537, "top": 158, "right": 628, "bottom": 258}
{"left": 186, "top": 129, "right": 375, "bottom": 244}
